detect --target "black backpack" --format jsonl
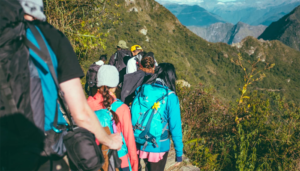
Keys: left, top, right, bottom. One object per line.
{"left": 121, "top": 70, "right": 153, "bottom": 105}
{"left": 0, "top": 1, "right": 104, "bottom": 170}
{"left": 112, "top": 49, "right": 131, "bottom": 72}
{"left": 85, "top": 63, "right": 101, "bottom": 96}
{"left": 0, "top": 0, "right": 43, "bottom": 144}
{"left": 0, "top": 1, "right": 46, "bottom": 169}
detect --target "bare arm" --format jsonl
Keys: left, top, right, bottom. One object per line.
{"left": 60, "top": 78, "right": 122, "bottom": 149}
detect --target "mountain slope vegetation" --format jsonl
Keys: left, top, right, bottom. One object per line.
{"left": 46, "top": 0, "right": 300, "bottom": 103}
{"left": 259, "top": 5, "right": 300, "bottom": 51}
{"left": 188, "top": 22, "right": 266, "bottom": 44}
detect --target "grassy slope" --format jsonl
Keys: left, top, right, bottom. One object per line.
{"left": 259, "top": 6, "right": 300, "bottom": 51}
{"left": 81, "top": 0, "right": 300, "bottom": 103}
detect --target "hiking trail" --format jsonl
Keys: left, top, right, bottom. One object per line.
{"left": 140, "top": 148, "right": 200, "bottom": 171}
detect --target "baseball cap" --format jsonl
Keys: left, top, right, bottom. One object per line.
{"left": 97, "top": 65, "right": 119, "bottom": 87}
{"left": 19, "top": 0, "right": 46, "bottom": 21}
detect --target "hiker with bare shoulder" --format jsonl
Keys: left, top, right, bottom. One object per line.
{"left": 0, "top": 0, "right": 122, "bottom": 170}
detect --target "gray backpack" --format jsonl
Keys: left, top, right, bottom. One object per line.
{"left": 85, "top": 64, "right": 101, "bottom": 95}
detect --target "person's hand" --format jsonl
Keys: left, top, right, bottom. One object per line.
{"left": 107, "top": 133, "right": 122, "bottom": 150}
{"left": 174, "top": 162, "right": 181, "bottom": 167}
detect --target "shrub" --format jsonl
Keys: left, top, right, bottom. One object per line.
{"left": 180, "top": 54, "right": 300, "bottom": 170}
{"left": 44, "top": 0, "right": 120, "bottom": 61}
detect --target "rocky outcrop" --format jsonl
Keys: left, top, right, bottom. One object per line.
{"left": 188, "top": 22, "right": 267, "bottom": 44}
{"left": 176, "top": 80, "right": 191, "bottom": 88}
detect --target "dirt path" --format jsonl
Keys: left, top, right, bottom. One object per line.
{"left": 140, "top": 149, "right": 200, "bottom": 171}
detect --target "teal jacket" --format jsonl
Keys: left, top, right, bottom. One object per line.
{"left": 137, "top": 82, "right": 184, "bottom": 162}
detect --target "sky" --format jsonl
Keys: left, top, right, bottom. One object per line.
{"left": 155, "top": 0, "right": 299, "bottom": 9}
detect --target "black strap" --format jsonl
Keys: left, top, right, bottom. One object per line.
{"left": 24, "top": 24, "right": 73, "bottom": 130}
{"left": 0, "top": 64, "right": 18, "bottom": 114}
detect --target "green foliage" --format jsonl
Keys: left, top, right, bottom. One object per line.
{"left": 179, "top": 56, "right": 300, "bottom": 170}
{"left": 44, "top": 0, "right": 120, "bottom": 61}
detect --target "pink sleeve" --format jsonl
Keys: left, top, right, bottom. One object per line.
{"left": 87, "top": 96, "right": 97, "bottom": 111}
{"left": 116, "top": 104, "right": 138, "bottom": 171}
{"left": 87, "top": 95, "right": 104, "bottom": 111}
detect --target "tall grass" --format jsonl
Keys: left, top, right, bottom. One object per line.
{"left": 178, "top": 55, "right": 300, "bottom": 170}
{"left": 44, "top": 0, "right": 120, "bottom": 61}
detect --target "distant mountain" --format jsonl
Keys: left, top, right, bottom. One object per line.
{"left": 75, "top": 0, "right": 300, "bottom": 103}
{"left": 210, "top": 1, "right": 300, "bottom": 26}
{"left": 188, "top": 22, "right": 267, "bottom": 44}
{"left": 164, "top": 4, "right": 226, "bottom": 26}
{"left": 259, "top": 6, "right": 300, "bottom": 51}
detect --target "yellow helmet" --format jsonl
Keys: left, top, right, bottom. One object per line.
{"left": 131, "top": 45, "right": 143, "bottom": 52}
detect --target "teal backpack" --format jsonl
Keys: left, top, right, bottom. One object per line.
{"left": 94, "top": 100, "right": 131, "bottom": 169}
{"left": 131, "top": 83, "right": 174, "bottom": 151}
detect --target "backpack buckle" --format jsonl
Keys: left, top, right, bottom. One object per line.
{"left": 151, "top": 138, "right": 159, "bottom": 148}
{"left": 133, "top": 124, "right": 143, "bottom": 131}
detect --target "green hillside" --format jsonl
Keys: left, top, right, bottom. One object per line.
{"left": 46, "top": 0, "right": 300, "bottom": 103}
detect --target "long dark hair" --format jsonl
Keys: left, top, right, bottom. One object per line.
{"left": 146, "top": 63, "right": 177, "bottom": 91}
{"left": 99, "top": 86, "right": 120, "bottom": 124}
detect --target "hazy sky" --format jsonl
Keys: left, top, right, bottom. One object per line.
{"left": 156, "top": 0, "right": 300, "bottom": 9}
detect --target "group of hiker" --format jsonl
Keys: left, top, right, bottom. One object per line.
{"left": 85, "top": 40, "right": 183, "bottom": 171}
{"left": 0, "top": 0, "right": 183, "bottom": 171}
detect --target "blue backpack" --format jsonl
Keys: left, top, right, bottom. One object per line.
{"left": 95, "top": 99, "right": 131, "bottom": 169}
{"left": 131, "top": 83, "right": 174, "bottom": 151}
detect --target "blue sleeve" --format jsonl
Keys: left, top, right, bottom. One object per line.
{"left": 167, "top": 93, "right": 183, "bottom": 161}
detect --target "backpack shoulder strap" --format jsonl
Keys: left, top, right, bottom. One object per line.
{"left": 24, "top": 23, "right": 74, "bottom": 130}
{"left": 110, "top": 99, "right": 124, "bottom": 112}
{"left": 113, "top": 52, "right": 118, "bottom": 66}
{"left": 114, "top": 52, "right": 118, "bottom": 60}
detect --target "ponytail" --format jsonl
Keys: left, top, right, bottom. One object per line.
{"left": 99, "top": 86, "right": 120, "bottom": 124}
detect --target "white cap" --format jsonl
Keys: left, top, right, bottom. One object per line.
{"left": 97, "top": 65, "right": 119, "bottom": 88}
{"left": 19, "top": 0, "right": 46, "bottom": 21}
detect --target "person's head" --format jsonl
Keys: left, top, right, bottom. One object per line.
{"left": 99, "top": 55, "right": 107, "bottom": 63}
{"left": 146, "top": 63, "right": 177, "bottom": 91}
{"left": 117, "top": 40, "right": 128, "bottom": 50}
{"left": 139, "top": 52, "right": 155, "bottom": 74}
{"left": 131, "top": 45, "right": 143, "bottom": 56}
{"left": 19, "top": 0, "right": 46, "bottom": 21}
{"left": 97, "top": 65, "right": 120, "bottom": 123}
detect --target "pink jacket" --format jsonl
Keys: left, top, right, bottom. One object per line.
{"left": 87, "top": 92, "right": 138, "bottom": 171}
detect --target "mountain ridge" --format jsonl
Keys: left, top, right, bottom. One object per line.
{"left": 210, "top": 1, "right": 300, "bottom": 25}
{"left": 188, "top": 22, "right": 266, "bottom": 44}
{"left": 164, "top": 4, "right": 226, "bottom": 26}
{"left": 259, "top": 5, "right": 300, "bottom": 51}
